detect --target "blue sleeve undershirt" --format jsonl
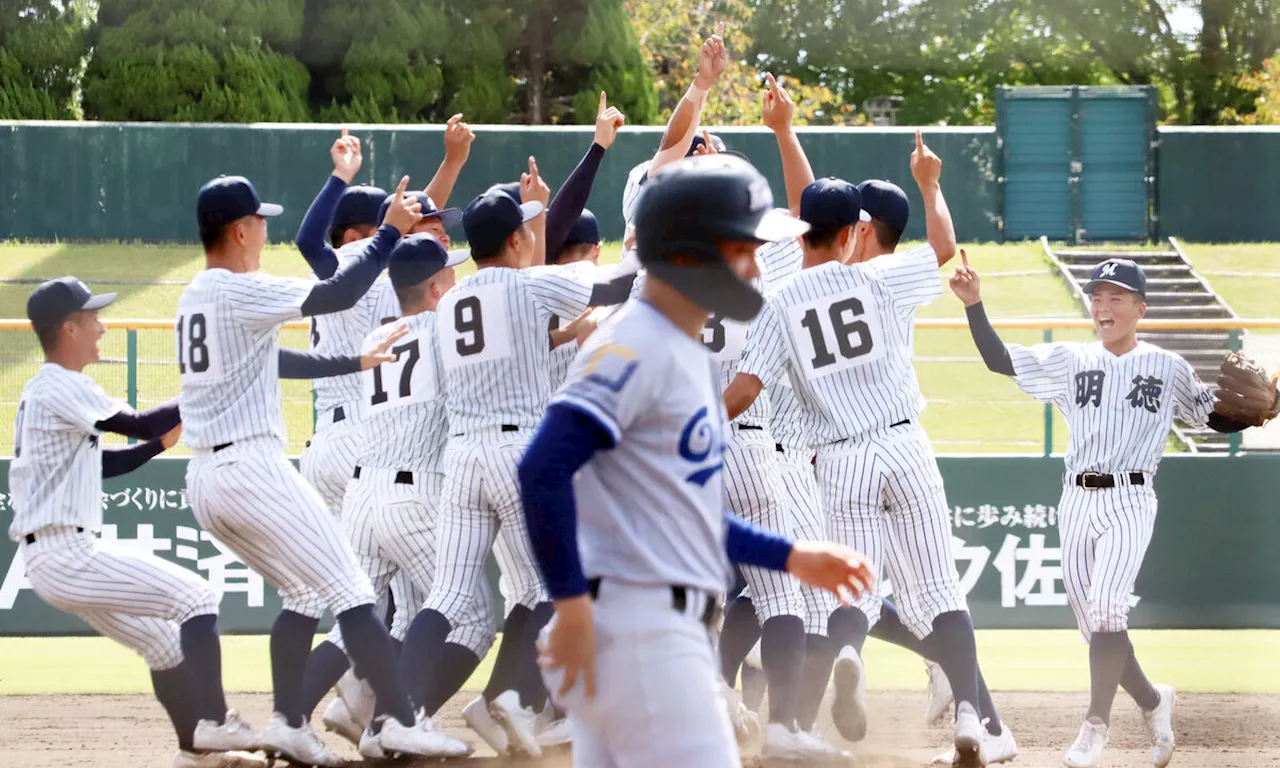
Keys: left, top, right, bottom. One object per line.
{"left": 299, "top": 225, "right": 398, "bottom": 317}
{"left": 546, "top": 143, "right": 606, "bottom": 263}
{"left": 94, "top": 401, "right": 180, "bottom": 441}
{"left": 278, "top": 349, "right": 361, "bottom": 379}
{"left": 102, "top": 440, "right": 165, "bottom": 478}
{"left": 295, "top": 175, "right": 345, "bottom": 280}
{"left": 724, "top": 513, "right": 794, "bottom": 572}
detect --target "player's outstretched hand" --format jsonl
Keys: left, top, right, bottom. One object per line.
{"left": 161, "top": 423, "right": 182, "bottom": 451}
{"left": 695, "top": 22, "right": 728, "bottom": 90}
{"left": 361, "top": 323, "right": 410, "bottom": 370}
{"left": 331, "top": 127, "right": 362, "bottom": 184}
{"left": 521, "top": 156, "right": 551, "bottom": 208}
{"left": 761, "top": 72, "right": 795, "bottom": 133}
{"left": 593, "top": 92, "right": 627, "bottom": 150}
{"left": 949, "top": 249, "right": 981, "bottom": 307}
{"left": 443, "top": 113, "right": 475, "bottom": 165}
{"left": 539, "top": 595, "right": 597, "bottom": 700}
{"left": 786, "top": 541, "right": 875, "bottom": 604}
{"left": 910, "top": 129, "right": 942, "bottom": 191}
{"left": 383, "top": 176, "right": 423, "bottom": 235}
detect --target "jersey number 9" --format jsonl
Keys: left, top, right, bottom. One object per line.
{"left": 455, "top": 296, "right": 486, "bottom": 356}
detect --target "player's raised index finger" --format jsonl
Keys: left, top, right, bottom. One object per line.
{"left": 915, "top": 129, "right": 924, "bottom": 152}
{"left": 598, "top": 90, "right": 607, "bottom": 116}
{"left": 341, "top": 126, "right": 348, "bottom": 138}
{"left": 394, "top": 175, "right": 410, "bottom": 196}
{"left": 960, "top": 249, "right": 969, "bottom": 269}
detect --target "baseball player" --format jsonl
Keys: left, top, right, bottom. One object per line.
{"left": 518, "top": 154, "right": 874, "bottom": 768}
{"left": 11, "top": 278, "right": 261, "bottom": 768}
{"left": 723, "top": 134, "right": 994, "bottom": 766}
{"left": 953, "top": 256, "right": 1262, "bottom": 768}
{"left": 177, "top": 173, "right": 472, "bottom": 765}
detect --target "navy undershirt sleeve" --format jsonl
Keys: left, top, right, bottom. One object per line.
{"left": 94, "top": 401, "right": 180, "bottom": 441}
{"left": 1207, "top": 411, "right": 1250, "bottom": 433}
{"left": 278, "top": 349, "right": 362, "bottom": 379}
{"left": 725, "top": 513, "right": 794, "bottom": 571}
{"left": 300, "top": 224, "right": 398, "bottom": 317}
{"left": 295, "top": 175, "right": 346, "bottom": 279}
{"left": 518, "top": 402, "right": 616, "bottom": 600}
{"left": 588, "top": 273, "right": 637, "bottom": 307}
{"left": 546, "top": 143, "right": 606, "bottom": 263}
{"left": 102, "top": 440, "right": 165, "bottom": 478}
{"left": 965, "top": 302, "right": 1016, "bottom": 376}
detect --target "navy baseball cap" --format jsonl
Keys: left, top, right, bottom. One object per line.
{"left": 377, "top": 192, "right": 462, "bottom": 229}
{"left": 494, "top": 182, "right": 522, "bottom": 204}
{"left": 462, "top": 186, "right": 544, "bottom": 258}
{"left": 856, "top": 180, "right": 910, "bottom": 233}
{"left": 388, "top": 233, "right": 469, "bottom": 290}
{"left": 800, "top": 178, "right": 873, "bottom": 230}
{"left": 564, "top": 209, "right": 600, "bottom": 245}
{"left": 196, "top": 176, "right": 282, "bottom": 236}
{"left": 1083, "top": 258, "right": 1147, "bottom": 297}
{"left": 333, "top": 185, "right": 387, "bottom": 231}
{"left": 27, "top": 277, "right": 116, "bottom": 337}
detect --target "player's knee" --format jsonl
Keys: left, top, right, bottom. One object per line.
{"left": 280, "top": 587, "right": 330, "bottom": 620}
{"left": 1088, "top": 601, "right": 1130, "bottom": 634}
{"left": 143, "top": 632, "right": 185, "bottom": 672}
{"left": 178, "top": 583, "right": 221, "bottom": 621}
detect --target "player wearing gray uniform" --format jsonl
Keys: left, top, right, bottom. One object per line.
{"left": 179, "top": 174, "right": 468, "bottom": 766}
{"left": 12, "top": 278, "right": 260, "bottom": 768}
{"left": 520, "top": 155, "right": 874, "bottom": 768}
{"left": 955, "top": 256, "right": 1254, "bottom": 768}
{"left": 726, "top": 137, "right": 992, "bottom": 767}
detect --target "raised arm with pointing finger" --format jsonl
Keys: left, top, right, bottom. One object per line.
{"left": 761, "top": 72, "right": 813, "bottom": 217}
{"left": 648, "top": 24, "right": 727, "bottom": 177}
{"left": 911, "top": 130, "right": 957, "bottom": 266}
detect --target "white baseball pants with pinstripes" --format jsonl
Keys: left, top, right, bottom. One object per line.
{"left": 1057, "top": 482, "right": 1157, "bottom": 641}
{"left": 324, "top": 469, "right": 496, "bottom": 657}
{"left": 815, "top": 423, "right": 966, "bottom": 639}
{"left": 186, "top": 437, "right": 375, "bottom": 618}
{"left": 774, "top": 445, "right": 839, "bottom": 636}
{"left": 299, "top": 410, "right": 364, "bottom": 517}
{"left": 424, "top": 428, "right": 546, "bottom": 622}
{"left": 723, "top": 425, "right": 805, "bottom": 623}
{"left": 21, "top": 526, "right": 220, "bottom": 670}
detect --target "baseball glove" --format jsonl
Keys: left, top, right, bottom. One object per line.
{"left": 1214, "top": 352, "right": 1280, "bottom": 427}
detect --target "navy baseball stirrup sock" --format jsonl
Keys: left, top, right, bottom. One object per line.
{"left": 422, "top": 644, "right": 483, "bottom": 717}
{"left": 760, "top": 615, "right": 806, "bottom": 727}
{"left": 270, "top": 610, "right": 320, "bottom": 728}
{"left": 927, "top": 611, "right": 980, "bottom": 711}
{"left": 827, "top": 606, "right": 870, "bottom": 654}
{"left": 517, "top": 602, "right": 555, "bottom": 712}
{"left": 797, "top": 633, "right": 837, "bottom": 731}
{"left": 719, "top": 596, "right": 762, "bottom": 687}
{"left": 1087, "top": 631, "right": 1132, "bottom": 724}
{"left": 1120, "top": 646, "right": 1160, "bottom": 711}
{"left": 298, "top": 640, "right": 350, "bottom": 720}
{"left": 868, "top": 600, "right": 928, "bottom": 656}
{"left": 977, "top": 669, "right": 1002, "bottom": 735}
{"left": 484, "top": 604, "right": 532, "bottom": 703}
{"left": 152, "top": 665, "right": 198, "bottom": 751}
{"left": 180, "top": 613, "right": 228, "bottom": 721}
{"left": 339, "top": 605, "right": 415, "bottom": 726}
{"left": 400, "top": 608, "right": 453, "bottom": 710}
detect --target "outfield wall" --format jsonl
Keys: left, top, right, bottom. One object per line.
{"left": 0, "top": 455, "right": 1275, "bottom": 635}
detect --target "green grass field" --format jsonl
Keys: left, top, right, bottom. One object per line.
{"left": 0, "top": 239, "right": 1273, "bottom": 455}
{"left": 2, "top": 630, "right": 1275, "bottom": 696}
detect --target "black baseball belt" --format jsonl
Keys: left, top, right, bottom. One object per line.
{"left": 587, "top": 578, "right": 718, "bottom": 628}
{"left": 352, "top": 466, "right": 415, "bottom": 484}
{"left": 24, "top": 526, "right": 85, "bottom": 545}
{"left": 1074, "top": 472, "right": 1146, "bottom": 490}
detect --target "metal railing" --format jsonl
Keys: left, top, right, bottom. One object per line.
{"left": 0, "top": 318, "right": 1274, "bottom": 457}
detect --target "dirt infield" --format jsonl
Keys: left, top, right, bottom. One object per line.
{"left": 1, "top": 690, "right": 1276, "bottom": 767}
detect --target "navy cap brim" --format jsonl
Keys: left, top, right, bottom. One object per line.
{"left": 256, "top": 202, "right": 283, "bottom": 217}
{"left": 753, "top": 209, "right": 811, "bottom": 242}
{"left": 519, "top": 201, "right": 544, "bottom": 222}
{"left": 1083, "top": 278, "right": 1144, "bottom": 296}
{"left": 425, "top": 208, "right": 463, "bottom": 229}
{"left": 445, "top": 249, "right": 470, "bottom": 267}
{"left": 82, "top": 292, "right": 117, "bottom": 311}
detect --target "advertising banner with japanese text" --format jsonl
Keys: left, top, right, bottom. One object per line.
{"left": 1, "top": 455, "right": 1277, "bottom": 635}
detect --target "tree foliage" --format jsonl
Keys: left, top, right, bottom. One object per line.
{"left": 0, "top": 0, "right": 93, "bottom": 119}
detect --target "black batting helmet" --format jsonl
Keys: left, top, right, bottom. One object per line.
{"left": 633, "top": 155, "right": 808, "bottom": 321}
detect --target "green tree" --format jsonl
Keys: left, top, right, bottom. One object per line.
{"left": 0, "top": 0, "right": 93, "bottom": 119}
{"left": 82, "top": 0, "right": 311, "bottom": 122}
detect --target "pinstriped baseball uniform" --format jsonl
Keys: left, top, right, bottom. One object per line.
{"left": 1006, "top": 340, "right": 1213, "bottom": 639}
{"left": 11, "top": 364, "right": 218, "bottom": 670}
{"left": 427, "top": 266, "right": 593, "bottom": 618}
{"left": 300, "top": 240, "right": 381, "bottom": 516}
{"left": 740, "top": 246, "right": 966, "bottom": 638}
{"left": 621, "top": 160, "right": 651, "bottom": 227}
{"left": 178, "top": 269, "right": 375, "bottom": 618}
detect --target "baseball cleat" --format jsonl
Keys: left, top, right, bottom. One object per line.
{"left": 173, "top": 750, "right": 267, "bottom": 768}
{"left": 488, "top": 689, "right": 542, "bottom": 757}
{"left": 724, "top": 683, "right": 762, "bottom": 746}
{"left": 1063, "top": 718, "right": 1109, "bottom": 768}
{"left": 831, "top": 645, "right": 869, "bottom": 742}
{"left": 763, "top": 722, "right": 853, "bottom": 764}
{"left": 952, "top": 701, "right": 986, "bottom": 767}
{"left": 256, "top": 713, "right": 345, "bottom": 768}
{"left": 462, "top": 695, "right": 510, "bottom": 755}
{"left": 192, "top": 709, "right": 258, "bottom": 753}
{"left": 1143, "top": 684, "right": 1176, "bottom": 768}
{"left": 932, "top": 722, "right": 1016, "bottom": 764}
{"left": 373, "top": 710, "right": 473, "bottom": 759}
{"left": 320, "top": 698, "right": 362, "bottom": 748}
{"left": 334, "top": 670, "right": 374, "bottom": 729}
{"left": 925, "top": 660, "right": 955, "bottom": 727}
{"left": 534, "top": 701, "right": 572, "bottom": 748}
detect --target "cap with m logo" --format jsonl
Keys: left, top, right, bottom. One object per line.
{"left": 1083, "top": 258, "right": 1146, "bottom": 297}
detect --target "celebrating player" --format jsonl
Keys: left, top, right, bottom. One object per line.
{"left": 952, "top": 254, "right": 1264, "bottom": 768}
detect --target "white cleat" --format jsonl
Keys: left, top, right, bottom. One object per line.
{"left": 744, "top": 638, "right": 764, "bottom": 670}
{"left": 173, "top": 750, "right": 267, "bottom": 768}
{"left": 357, "top": 727, "right": 386, "bottom": 761}
{"left": 488, "top": 689, "right": 542, "bottom": 757}
{"left": 953, "top": 701, "right": 986, "bottom": 767}
{"left": 831, "top": 645, "right": 869, "bottom": 743}
{"left": 374, "top": 711, "right": 473, "bottom": 759}
{"left": 933, "top": 722, "right": 1017, "bottom": 764}
{"left": 764, "top": 722, "right": 852, "bottom": 764}
{"left": 925, "top": 660, "right": 955, "bottom": 727}
{"left": 724, "top": 684, "right": 762, "bottom": 747}
{"left": 463, "top": 695, "right": 510, "bottom": 755}
{"left": 534, "top": 702, "right": 573, "bottom": 748}
{"left": 256, "top": 712, "right": 345, "bottom": 768}
{"left": 335, "top": 669, "right": 375, "bottom": 729}
{"left": 1063, "top": 718, "right": 1109, "bottom": 768}
{"left": 321, "top": 698, "right": 362, "bottom": 748}
{"left": 192, "top": 709, "right": 258, "bottom": 753}
{"left": 1144, "top": 684, "right": 1176, "bottom": 768}
{"left": 802, "top": 729, "right": 856, "bottom": 763}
